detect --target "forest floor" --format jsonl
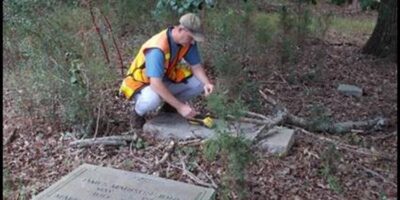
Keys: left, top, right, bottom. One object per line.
{"left": 3, "top": 3, "right": 397, "bottom": 200}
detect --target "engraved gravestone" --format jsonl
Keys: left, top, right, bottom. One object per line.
{"left": 33, "top": 164, "right": 215, "bottom": 200}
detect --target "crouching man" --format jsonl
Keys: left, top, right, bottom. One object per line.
{"left": 119, "top": 13, "right": 214, "bottom": 128}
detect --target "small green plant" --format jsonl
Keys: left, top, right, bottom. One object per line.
{"left": 253, "top": 13, "right": 280, "bottom": 45}
{"left": 203, "top": 131, "right": 254, "bottom": 199}
{"left": 308, "top": 104, "right": 333, "bottom": 132}
{"left": 206, "top": 93, "right": 247, "bottom": 121}
{"left": 319, "top": 144, "right": 343, "bottom": 193}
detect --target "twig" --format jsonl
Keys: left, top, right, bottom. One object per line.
{"left": 178, "top": 139, "right": 203, "bottom": 146}
{"left": 357, "top": 164, "right": 397, "bottom": 188}
{"left": 372, "top": 131, "right": 397, "bottom": 141}
{"left": 101, "top": 12, "right": 125, "bottom": 76}
{"left": 193, "top": 163, "right": 218, "bottom": 188}
{"left": 227, "top": 115, "right": 267, "bottom": 125}
{"left": 259, "top": 90, "right": 278, "bottom": 106}
{"left": 274, "top": 71, "right": 292, "bottom": 90}
{"left": 93, "top": 101, "right": 102, "bottom": 139}
{"left": 85, "top": 1, "right": 110, "bottom": 64}
{"left": 297, "top": 128, "right": 394, "bottom": 161}
{"left": 245, "top": 111, "right": 269, "bottom": 120}
{"left": 155, "top": 140, "right": 175, "bottom": 167}
{"left": 252, "top": 124, "right": 267, "bottom": 138}
{"left": 4, "top": 128, "right": 18, "bottom": 146}
{"left": 171, "top": 161, "right": 217, "bottom": 189}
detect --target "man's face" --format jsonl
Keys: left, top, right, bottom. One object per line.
{"left": 179, "top": 27, "right": 194, "bottom": 45}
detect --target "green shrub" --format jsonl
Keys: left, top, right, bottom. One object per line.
{"left": 204, "top": 131, "right": 254, "bottom": 199}
{"left": 330, "top": 0, "right": 346, "bottom": 6}
{"left": 4, "top": 2, "right": 118, "bottom": 134}
{"left": 309, "top": 104, "right": 333, "bottom": 132}
{"left": 319, "top": 144, "right": 343, "bottom": 193}
{"left": 253, "top": 13, "right": 280, "bottom": 46}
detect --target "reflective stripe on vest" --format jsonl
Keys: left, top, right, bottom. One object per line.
{"left": 119, "top": 28, "right": 193, "bottom": 100}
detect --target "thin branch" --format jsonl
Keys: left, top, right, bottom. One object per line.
{"left": 357, "top": 164, "right": 397, "bottom": 188}
{"left": 171, "top": 160, "right": 217, "bottom": 189}
{"left": 4, "top": 128, "right": 18, "bottom": 146}
{"left": 178, "top": 139, "right": 203, "bottom": 146}
{"left": 227, "top": 115, "right": 267, "bottom": 125}
{"left": 93, "top": 101, "right": 102, "bottom": 139}
{"left": 245, "top": 111, "right": 269, "bottom": 120}
{"left": 193, "top": 162, "right": 218, "bottom": 189}
{"left": 297, "top": 128, "right": 394, "bottom": 161}
{"left": 85, "top": 1, "right": 110, "bottom": 64}
{"left": 155, "top": 141, "right": 175, "bottom": 167}
{"left": 101, "top": 12, "right": 125, "bottom": 76}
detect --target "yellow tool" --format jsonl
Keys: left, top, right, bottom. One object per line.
{"left": 188, "top": 114, "right": 215, "bottom": 128}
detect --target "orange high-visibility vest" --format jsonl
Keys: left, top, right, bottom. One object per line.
{"left": 119, "top": 28, "right": 193, "bottom": 100}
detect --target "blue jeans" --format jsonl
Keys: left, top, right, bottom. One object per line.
{"left": 131, "top": 76, "right": 204, "bottom": 116}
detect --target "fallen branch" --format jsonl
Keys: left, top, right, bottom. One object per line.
{"left": 70, "top": 133, "right": 138, "bottom": 148}
{"left": 372, "top": 131, "right": 397, "bottom": 141}
{"left": 227, "top": 115, "right": 267, "bottom": 125}
{"left": 178, "top": 139, "right": 204, "bottom": 146}
{"left": 259, "top": 89, "right": 388, "bottom": 134}
{"left": 356, "top": 164, "right": 397, "bottom": 188}
{"left": 298, "top": 128, "right": 394, "bottom": 161}
{"left": 288, "top": 115, "right": 387, "bottom": 134}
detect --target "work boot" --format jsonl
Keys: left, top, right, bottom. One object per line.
{"left": 160, "top": 103, "right": 177, "bottom": 113}
{"left": 131, "top": 112, "right": 146, "bottom": 129}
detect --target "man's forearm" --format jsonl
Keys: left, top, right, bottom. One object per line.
{"left": 191, "top": 64, "right": 211, "bottom": 85}
{"left": 149, "top": 78, "right": 184, "bottom": 109}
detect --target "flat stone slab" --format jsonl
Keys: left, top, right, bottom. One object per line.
{"left": 337, "top": 84, "right": 363, "bottom": 97}
{"left": 33, "top": 163, "right": 215, "bottom": 200}
{"left": 143, "top": 113, "right": 259, "bottom": 140}
{"left": 258, "top": 126, "right": 295, "bottom": 155}
{"left": 144, "top": 113, "right": 296, "bottom": 155}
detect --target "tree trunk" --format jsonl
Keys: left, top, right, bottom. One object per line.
{"left": 362, "top": 0, "right": 397, "bottom": 61}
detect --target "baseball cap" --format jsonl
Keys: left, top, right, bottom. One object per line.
{"left": 179, "top": 13, "right": 205, "bottom": 42}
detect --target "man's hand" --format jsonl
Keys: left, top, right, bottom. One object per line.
{"left": 177, "top": 103, "right": 198, "bottom": 118}
{"left": 203, "top": 83, "right": 214, "bottom": 97}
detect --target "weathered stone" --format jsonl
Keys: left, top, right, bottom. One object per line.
{"left": 258, "top": 126, "right": 295, "bottom": 155}
{"left": 143, "top": 112, "right": 214, "bottom": 140}
{"left": 143, "top": 113, "right": 259, "bottom": 140}
{"left": 33, "top": 163, "right": 215, "bottom": 200}
{"left": 337, "top": 84, "right": 363, "bottom": 97}
{"left": 144, "top": 113, "right": 296, "bottom": 154}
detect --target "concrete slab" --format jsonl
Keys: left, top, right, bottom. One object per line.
{"left": 258, "top": 126, "right": 295, "bottom": 155}
{"left": 143, "top": 113, "right": 259, "bottom": 140}
{"left": 143, "top": 113, "right": 296, "bottom": 155}
{"left": 33, "top": 163, "right": 215, "bottom": 200}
